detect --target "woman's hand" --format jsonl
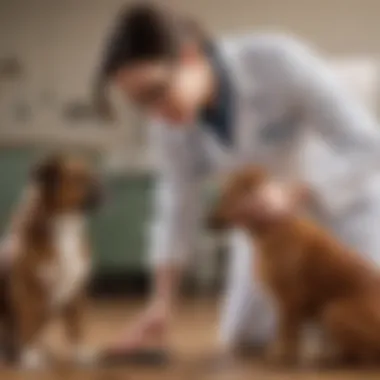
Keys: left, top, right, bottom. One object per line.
{"left": 109, "top": 297, "right": 172, "bottom": 352}
{"left": 251, "top": 181, "right": 311, "bottom": 221}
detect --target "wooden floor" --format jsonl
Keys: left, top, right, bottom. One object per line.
{"left": 2, "top": 299, "right": 380, "bottom": 380}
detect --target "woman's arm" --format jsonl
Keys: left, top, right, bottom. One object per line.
{"left": 250, "top": 35, "right": 380, "bottom": 214}
{"left": 112, "top": 122, "right": 205, "bottom": 350}
{"left": 147, "top": 121, "right": 204, "bottom": 295}
{"left": 263, "top": 36, "right": 380, "bottom": 148}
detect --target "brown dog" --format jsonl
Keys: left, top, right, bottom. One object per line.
{"left": 208, "top": 166, "right": 380, "bottom": 367}
{"left": 0, "top": 153, "right": 102, "bottom": 368}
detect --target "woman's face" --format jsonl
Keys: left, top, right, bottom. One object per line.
{"left": 113, "top": 46, "right": 212, "bottom": 125}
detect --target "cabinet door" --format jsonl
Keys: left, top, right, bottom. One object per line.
{"left": 0, "top": 148, "right": 39, "bottom": 234}
{"left": 90, "top": 174, "right": 153, "bottom": 274}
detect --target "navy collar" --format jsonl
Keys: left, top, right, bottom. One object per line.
{"left": 199, "top": 43, "right": 234, "bottom": 146}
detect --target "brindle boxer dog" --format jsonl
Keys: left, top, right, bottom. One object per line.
{"left": 0, "top": 154, "right": 102, "bottom": 369}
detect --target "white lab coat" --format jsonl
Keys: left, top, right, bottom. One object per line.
{"left": 147, "top": 34, "right": 380, "bottom": 347}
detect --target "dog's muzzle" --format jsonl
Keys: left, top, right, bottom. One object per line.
{"left": 83, "top": 182, "right": 104, "bottom": 212}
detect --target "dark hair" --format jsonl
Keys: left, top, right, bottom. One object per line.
{"left": 93, "top": 2, "right": 206, "bottom": 121}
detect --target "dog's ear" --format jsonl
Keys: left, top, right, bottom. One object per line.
{"left": 208, "top": 167, "right": 267, "bottom": 230}
{"left": 208, "top": 188, "right": 253, "bottom": 230}
{"left": 32, "top": 154, "right": 62, "bottom": 194}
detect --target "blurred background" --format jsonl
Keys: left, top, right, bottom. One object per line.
{"left": 0, "top": 0, "right": 379, "bottom": 298}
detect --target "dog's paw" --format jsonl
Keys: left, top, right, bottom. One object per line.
{"left": 71, "top": 346, "right": 99, "bottom": 367}
{"left": 19, "top": 347, "right": 47, "bottom": 370}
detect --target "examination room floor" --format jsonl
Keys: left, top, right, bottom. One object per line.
{"left": 2, "top": 300, "right": 380, "bottom": 380}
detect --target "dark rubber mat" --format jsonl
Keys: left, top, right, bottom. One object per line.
{"left": 100, "top": 348, "right": 170, "bottom": 367}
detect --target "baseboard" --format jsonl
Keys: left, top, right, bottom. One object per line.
{"left": 90, "top": 270, "right": 150, "bottom": 298}
{"left": 90, "top": 270, "right": 221, "bottom": 298}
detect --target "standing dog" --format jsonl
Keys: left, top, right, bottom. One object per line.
{"left": 208, "top": 166, "right": 380, "bottom": 367}
{"left": 0, "top": 153, "right": 102, "bottom": 368}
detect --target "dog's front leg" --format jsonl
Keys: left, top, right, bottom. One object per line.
{"left": 266, "top": 305, "right": 301, "bottom": 367}
{"left": 12, "top": 286, "right": 47, "bottom": 369}
{"left": 62, "top": 291, "right": 97, "bottom": 367}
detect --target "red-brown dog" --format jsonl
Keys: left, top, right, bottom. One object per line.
{"left": 208, "top": 166, "right": 380, "bottom": 367}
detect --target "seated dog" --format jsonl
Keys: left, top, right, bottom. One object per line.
{"left": 208, "top": 166, "right": 380, "bottom": 367}
{"left": 0, "top": 153, "right": 102, "bottom": 369}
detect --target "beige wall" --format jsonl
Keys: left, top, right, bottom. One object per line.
{"left": 1, "top": 0, "right": 380, "bottom": 102}
{"left": 177, "top": 0, "right": 380, "bottom": 55}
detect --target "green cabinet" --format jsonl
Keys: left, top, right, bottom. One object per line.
{"left": 90, "top": 174, "right": 153, "bottom": 272}
{"left": 0, "top": 148, "right": 39, "bottom": 235}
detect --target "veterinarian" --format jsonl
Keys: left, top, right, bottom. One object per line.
{"left": 12, "top": 2, "right": 380, "bottom": 355}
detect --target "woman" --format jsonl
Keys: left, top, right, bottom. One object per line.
{"left": 97, "top": 2, "right": 380, "bottom": 355}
